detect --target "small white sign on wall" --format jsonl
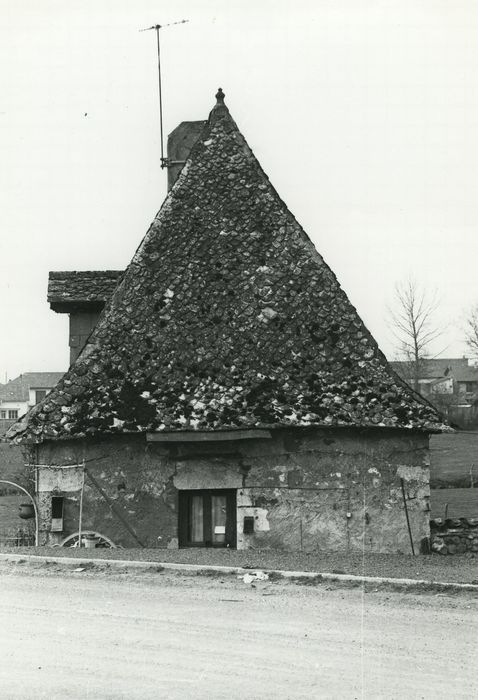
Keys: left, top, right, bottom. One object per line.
{"left": 214, "top": 525, "right": 226, "bottom": 534}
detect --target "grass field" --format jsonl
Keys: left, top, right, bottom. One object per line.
{"left": 430, "top": 487, "right": 478, "bottom": 519}
{"left": 430, "top": 432, "right": 478, "bottom": 487}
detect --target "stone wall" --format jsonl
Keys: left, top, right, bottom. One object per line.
{"left": 431, "top": 517, "right": 478, "bottom": 555}
{"left": 32, "top": 427, "right": 430, "bottom": 553}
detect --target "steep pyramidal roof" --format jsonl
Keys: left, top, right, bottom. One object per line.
{"left": 10, "top": 89, "right": 444, "bottom": 442}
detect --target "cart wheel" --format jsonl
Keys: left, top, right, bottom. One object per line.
{"left": 60, "top": 531, "right": 117, "bottom": 548}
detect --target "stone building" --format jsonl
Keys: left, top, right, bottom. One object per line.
{"left": 9, "top": 90, "right": 444, "bottom": 553}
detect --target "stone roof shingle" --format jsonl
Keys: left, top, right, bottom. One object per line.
{"left": 9, "top": 89, "right": 445, "bottom": 442}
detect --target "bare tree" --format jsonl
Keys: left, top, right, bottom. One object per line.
{"left": 464, "top": 305, "right": 478, "bottom": 357}
{"left": 390, "top": 278, "right": 441, "bottom": 392}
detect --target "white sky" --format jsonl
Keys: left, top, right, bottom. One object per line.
{"left": 1, "top": 0, "right": 478, "bottom": 380}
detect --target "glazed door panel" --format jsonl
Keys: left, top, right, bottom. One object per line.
{"left": 178, "top": 489, "right": 236, "bottom": 548}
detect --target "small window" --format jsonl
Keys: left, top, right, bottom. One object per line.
{"left": 51, "top": 496, "right": 64, "bottom": 532}
{"left": 35, "top": 390, "right": 47, "bottom": 404}
{"left": 8, "top": 410, "right": 18, "bottom": 420}
{"left": 0, "top": 411, "right": 6, "bottom": 419}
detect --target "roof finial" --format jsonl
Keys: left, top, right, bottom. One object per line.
{"left": 209, "top": 87, "right": 230, "bottom": 124}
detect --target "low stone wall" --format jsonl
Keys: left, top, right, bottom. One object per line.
{"left": 431, "top": 517, "right": 478, "bottom": 555}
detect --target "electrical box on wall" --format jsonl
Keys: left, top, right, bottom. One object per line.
{"left": 51, "top": 496, "right": 64, "bottom": 532}
{"left": 243, "top": 516, "right": 254, "bottom": 534}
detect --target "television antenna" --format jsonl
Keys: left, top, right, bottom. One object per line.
{"left": 140, "top": 20, "right": 189, "bottom": 169}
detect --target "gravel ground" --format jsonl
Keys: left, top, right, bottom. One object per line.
{"left": 1, "top": 546, "right": 478, "bottom": 584}
{"left": 2, "top": 568, "right": 477, "bottom": 699}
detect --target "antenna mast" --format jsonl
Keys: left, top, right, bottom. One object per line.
{"left": 140, "top": 20, "right": 189, "bottom": 169}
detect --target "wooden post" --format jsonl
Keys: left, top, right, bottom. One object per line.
{"left": 400, "top": 478, "right": 415, "bottom": 556}
{"left": 77, "top": 464, "right": 85, "bottom": 548}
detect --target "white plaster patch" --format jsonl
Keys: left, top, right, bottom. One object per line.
{"left": 237, "top": 507, "right": 270, "bottom": 533}
{"left": 37, "top": 466, "right": 84, "bottom": 493}
{"left": 173, "top": 462, "right": 242, "bottom": 491}
{"left": 254, "top": 508, "right": 271, "bottom": 531}
{"left": 417, "top": 486, "right": 430, "bottom": 500}
{"left": 237, "top": 490, "right": 253, "bottom": 507}
{"left": 397, "top": 465, "right": 429, "bottom": 483}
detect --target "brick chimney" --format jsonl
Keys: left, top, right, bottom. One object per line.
{"left": 167, "top": 121, "right": 205, "bottom": 190}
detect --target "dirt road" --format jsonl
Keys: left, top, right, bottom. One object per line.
{"left": 0, "top": 565, "right": 477, "bottom": 699}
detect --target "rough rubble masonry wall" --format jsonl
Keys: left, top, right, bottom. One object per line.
{"left": 431, "top": 518, "right": 478, "bottom": 554}
{"left": 33, "top": 428, "right": 430, "bottom": 553}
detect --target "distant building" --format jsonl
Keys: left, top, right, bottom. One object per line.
{"left": 391, "top": 357, "right": 478, "bottom": 429}
{"left": 0, "top": 373, "right": 64, "bottom": 436}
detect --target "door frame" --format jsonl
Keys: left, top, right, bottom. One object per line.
{"left": 178, "top": 489, "right": 237, "bottom": 548}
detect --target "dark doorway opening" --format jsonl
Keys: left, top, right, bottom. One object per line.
{"left": 178, "top": 489, "right": 236, "bottom": 548}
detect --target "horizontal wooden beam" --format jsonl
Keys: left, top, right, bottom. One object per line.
{"left": 146, "top": 429, "right": 271, "bottom": 443}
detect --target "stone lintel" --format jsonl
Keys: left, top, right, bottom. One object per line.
{"left": 146, "top": 429, "right": 272, "bottom": 443}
